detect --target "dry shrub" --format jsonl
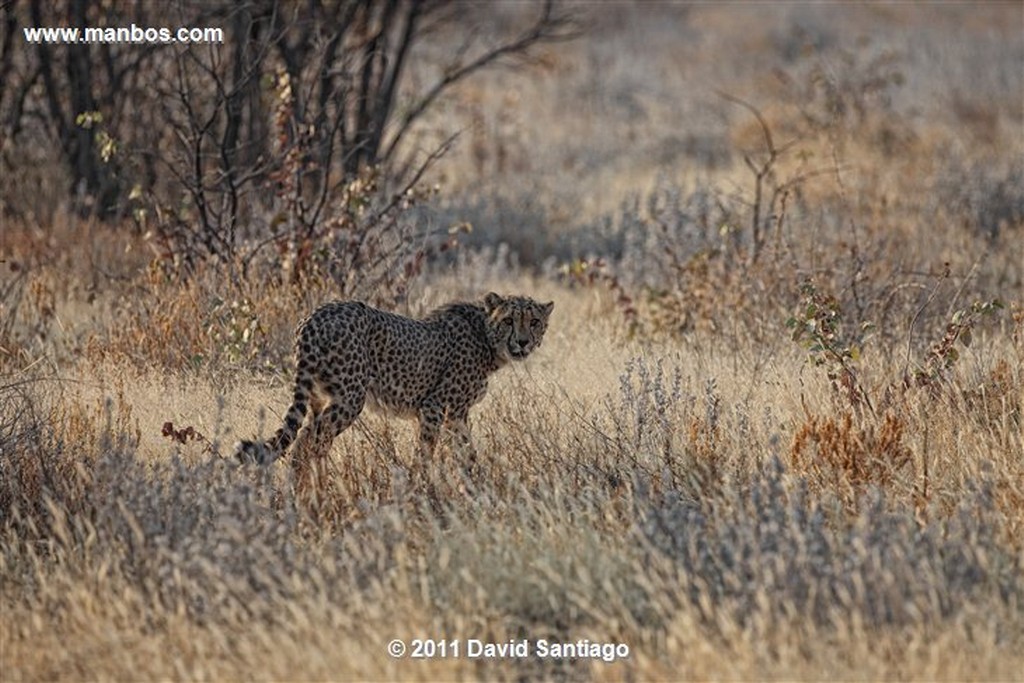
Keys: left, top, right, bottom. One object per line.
{"left": 0, "top": 382, "right": 49, "bottom": 519}
{"left": 952, "top": 307, "right": 1024, "bottom": 433}
{"left": 0, "top": 264, "right": 58, "bottom": 373}
{"left": 790, "top": 411, "right": 913, "bottom": 503}
{"left": 594, "top": 358, "right": 732, "bottom": 498}
{"left": 960, "top": 358, "right": 1023, "bottom": 430}
{"left": 81, "top": 261, "right": 331, "bottom": 374}
{"left": 0, "top": 381, "right": 139, "bottom": 531}
{"left": 641, "top": 250, "right": 791, "bottom": 341}
{"left": 88, "top": 272, "right": 247, "bottom": 372}
{"left": 636, "top": 459, "right": 1023, "bottom": 653}
{"left": 561, "top": 183, "right": 796, "bottom": 344}
{"left": 82, "top": 206, "right": 465, "bottom": 375}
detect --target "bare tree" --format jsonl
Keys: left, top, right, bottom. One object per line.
{"left": 1, "top": 0, "right": 579, "bottom": 274}
{"left": 146, "top": 0, "right": 579, "bottom": 273}
{"left": 11, "top": 0, "right": 167, "bottom": 217}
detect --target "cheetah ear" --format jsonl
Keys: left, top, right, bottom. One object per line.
{"left": 484, "top": 292, "right": 504, "bottom": 311}
{"left": 541, "top": 301, "right": 554, "bottom": 318}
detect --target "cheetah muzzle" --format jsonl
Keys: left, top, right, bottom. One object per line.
{"left": 234, "top": 292, "right": 554, "bottom": 470}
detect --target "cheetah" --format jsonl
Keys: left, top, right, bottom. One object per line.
{"left": 235, "top": 292, "right": 553, "bottom": 469}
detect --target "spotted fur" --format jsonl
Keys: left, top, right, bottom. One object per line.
{"left": 235, "top": 292, "right": 553, "bottom": 468}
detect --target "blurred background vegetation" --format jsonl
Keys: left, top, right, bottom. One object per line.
{"left": 2, "top": 1, "right": 1020, "bottom": 346}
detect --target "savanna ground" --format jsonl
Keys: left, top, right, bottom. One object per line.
{"left": 2, "top": 2, "right": 1023, "bottom": 681}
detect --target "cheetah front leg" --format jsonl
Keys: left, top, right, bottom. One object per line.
{"left": 446, "top": 406, "right": 479, "bottom": 473}
{"left": 416, "top": 402, "right": 480, "bottom": 484}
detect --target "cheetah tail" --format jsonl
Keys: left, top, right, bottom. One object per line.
{"left": 264, "top": 370, "right": 311, "bottom": 462}
{"left": 235, "top": 372, "right": 311, "bottom": 466}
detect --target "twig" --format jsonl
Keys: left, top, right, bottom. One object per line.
{"left": 902, "top": 264, "right": 950, "bottom": 381}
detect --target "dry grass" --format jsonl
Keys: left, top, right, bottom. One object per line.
{"left": 2, "top": 282, "right": 1022, "bottom": 680}
{"left": 3, "top": 3, "right": 1024, "bottom": 681}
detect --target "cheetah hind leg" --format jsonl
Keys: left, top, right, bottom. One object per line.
{"left": 291, "top": 395, "right": 364, "bottom": 484}
{"left": 291, "top": 389, "right": 327, "bottom": 458}
{"left": 415, "top": 404, "right": 444, "bottom": 462}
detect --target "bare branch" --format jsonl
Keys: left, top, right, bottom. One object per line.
{"left": 716, "top": 89, "right": 776, "bottom": 159}
{"left": 380, "top": 0, "right": 580, "bottom": 164}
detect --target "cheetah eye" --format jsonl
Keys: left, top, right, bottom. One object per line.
{"left": 501, "top": 316, "right": 514, "bottom": 326}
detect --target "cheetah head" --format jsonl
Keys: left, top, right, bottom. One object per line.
{"left": 484, "top": 292, "right": 554, "bottom": 363}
